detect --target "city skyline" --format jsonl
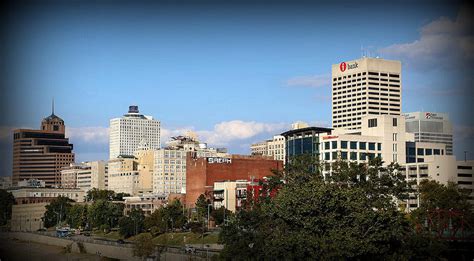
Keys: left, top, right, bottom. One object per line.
{"left": 1, "top": 1, "right": 473, "bottom": 177}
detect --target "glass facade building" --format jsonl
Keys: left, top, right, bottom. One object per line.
{"left": 281, "top": 127, "right": 333, "bottom": 164}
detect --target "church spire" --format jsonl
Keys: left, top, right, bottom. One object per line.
{"left": 52, "top": 98, "right": 55, "bottom": 115}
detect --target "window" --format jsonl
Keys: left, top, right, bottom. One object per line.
{"left": 332, "top": 141, "right": 337, "bottom": 149}
{"left": 393, "top": 154, "right": 397, "bottom": 162}
{"left": 325, "top": 152, "right": 330, "bottom": 161}
{"left": 368, "top": 118, "right": 377, "bottom": 128}
{"left": 325, "top": 142, "right": 330, "bottom": 150}
{"left": 417, "top": 148, "right": 424, "bottom": 156}
{"left": 350, "top": 152, "right": 357, "bottom": 160}
{"left": 425, "top": 149, "right": 432, "bottom": 156}
{"left": 359, "top": 142, "right": 366, "bottom": 150}
{"left": 393, "top": 143, "right": 397, "bottom": 152}
{"left": 393, "top": 118, "right": 397, "bottom": 126}
{"left": 392, "top": 133, "right": 397, "bottom": 141}
{"left": 332, "top": 152, "right": 338, "bottom": 160}
{"left": 341, "top": 141, "right": 348, "bottom": 149}
{"left": 341, "top": 151, "right": 348, "bottom": 160}
{"left": 360, "top": 153, "right": 366, "bottom": 160}
{"left": 350, "top": 141, "right": 357, "bottom": 149}
{"left": 434, "top": 149, "right": 440, "bottom": 155}
{"left": 368, "top": 142, "right": 375, "bottom": 150}
{"left": 377, "top": 143, "right": 382, "bottom": 150}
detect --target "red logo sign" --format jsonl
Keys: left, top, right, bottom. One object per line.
{"left": 339, "top": 62, "right": 346, "bottom": 72}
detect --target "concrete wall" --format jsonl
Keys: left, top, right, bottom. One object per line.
{"left": 2, "top": 232, "right": 140, "bottom": 260}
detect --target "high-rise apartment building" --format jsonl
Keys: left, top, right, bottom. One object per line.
{"left": 109, "top": 105, "right": 160, "bottom": 159}
{"left": 332, "top": 57, "right": 402, "bottom": 131}
{"left": 12, "top": 107, "right": 74, "bottom": 187}
{"left": 404, "top": 112, "right": 453, "bottom": 155}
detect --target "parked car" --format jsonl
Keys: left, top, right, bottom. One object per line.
{"left": 184, "top": 245, "right": 196, "bottom": 254}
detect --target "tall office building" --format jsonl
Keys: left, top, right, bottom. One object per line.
{"left": 109, "top": 105, "right": 161, "bottom": 159}
{"left": 404, "top": 112, "right": 453, "bottom": 155}
{"left": 332, "top": 57, "right": 402, "bottom": 131}
{"left": 12, "top": 106, "right": 74, "bottom": 187}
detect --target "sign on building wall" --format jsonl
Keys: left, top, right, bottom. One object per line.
{"left": 207, "top": 157, "right": 232, "bottom": 164}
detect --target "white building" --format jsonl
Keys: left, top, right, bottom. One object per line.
{"left": 321, "top": 115, "right": 446, "bottom": 172}
{"left": 250, "top": 135, "right": 285, "bottom": 161}
{"left": 153, "top": 135, "right": 228, "bottom": 195}
{"left": 213, "top": 180, "right": 248, "bottom": 212}
{"left": 109, "top": 105, "right": 160, "bottom": 159}
{"left": 404, "top": 112, "right": 454, "bottom": 155}
{"left": 402, "top": 156, "right": 474, "bottom": 211}
{"left": 332, "top": 57, "right": 402, "bottom": 131}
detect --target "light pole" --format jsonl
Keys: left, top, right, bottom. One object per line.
{"left": 207, "top": 204, "right": 212, "bottom": 230}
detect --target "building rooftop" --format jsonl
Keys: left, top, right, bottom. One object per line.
{"left": 281, "top": 127, "right": 333, "bottom": 137}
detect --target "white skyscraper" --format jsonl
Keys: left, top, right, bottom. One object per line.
{"left": 332, "top": 57, "right": 402, "bottom": 131}
{"left": 109, "top": 105, "right": 161, "bottom": 159}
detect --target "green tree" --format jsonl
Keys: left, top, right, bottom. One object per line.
{"left": 133, "top": 233, "right": 155, "bottom": 259}
{"left": 144, "top": 199, "right": 186, "bottom": 234}
{"left": 119, "top": 208, "right": 145, "bottom": 238}
{"left": 85, "top": 188, "right": 115, "bottom": 202}
{"left": 43, "top": 196, "right": 73, "bottom": 228}
{"left": 67, "top": 204, "right": 88, "bottom": 229}
{"left": 0, "top": 189, "right": 14, "bottom": 225}
{"left": 87, "top": 199, "right": 123, "bottom": 229}
{"left": 211, "top": 207, "right": 232, "bottom": 226}
{"left": 220, "top": 155, "right": 417, "bottom": 260}
{"left": 195, "top": 194, "right": 211, "bottom": 222}
{"left": 411, "top": 180, "right": 473, "bottom": 239}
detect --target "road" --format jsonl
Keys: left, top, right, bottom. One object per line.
{"left": 0, "top": 237, "right": 102, "bottom": 261}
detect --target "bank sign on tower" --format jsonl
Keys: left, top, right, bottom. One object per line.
{"left": 339, "top": 61, "right": 359, "bottom": 72}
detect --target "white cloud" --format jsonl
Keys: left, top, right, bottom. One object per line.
{"left": 66, "top": 126, "right": 109, "bottom": 144}
{"left": 379, "top": 6, "right": 474, "bottom": 70}
{"left": 197, "top": 120, "right": 288, "bottom": 146}
{"left": 287, "top": 74, "right": 331, "bottom": 88}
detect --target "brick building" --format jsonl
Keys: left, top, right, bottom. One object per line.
{"left": 185, "top": 154, "right": 283, "bottom": 208}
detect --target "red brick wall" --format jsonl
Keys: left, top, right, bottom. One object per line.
{"left": 186, "top": 155, "right": 283, "bottom": 208}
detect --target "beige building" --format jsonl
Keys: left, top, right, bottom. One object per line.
{"left": 11, "top": 202, "right": 48, "bottom": 231}
{"left": 123, "top": 194, "right": 167, "bottom": 216}
{"left": 332, "top": 57, "right": 402, "bottom": 131}
{"left": 107, "top": 156, "right": 139, "bottom": 195}
{"left": 213, "top": 180, "right": 248, "bottom": 212}
{"left": 61, "top": 161, "right": 108, "bottom": 191}
{"left": 402, "top": 156, "right": 474, "bottom": 211}
{"left": 250, "top": 136, "right": 285, "bottom": 161}
{"left": 9, "top": 186, "right": 86, "bottom": 204}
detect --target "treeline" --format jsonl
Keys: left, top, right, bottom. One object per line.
{"left": 219, "top": 155, "right": 474, "bottom": 260}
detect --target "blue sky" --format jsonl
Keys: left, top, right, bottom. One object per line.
{"left": 1, "top": 1, "right": 473, "bottom": 176}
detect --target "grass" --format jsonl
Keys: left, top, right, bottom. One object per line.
{"left": 92, "top": 230, "right": 123, "bottom": 241}
{"left": 129, "top": 231, "right": 220, "bottom": 246}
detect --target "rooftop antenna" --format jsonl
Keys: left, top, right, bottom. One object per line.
{"left": 52, "top": 97, "right": 55, "bottom": 115}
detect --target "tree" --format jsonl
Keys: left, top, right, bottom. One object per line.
{"left": 87, "top": 199, "right": 123, "bottom": 229}
{"left": 0, "top": 189, "right": 14, "bottom": 225}
{"left": 113, "top": 192, "right": 131, "bottom": 201}
{"left": 144, "top": 199, "right": 186, "bottom": 234}
{"left": 133, "top": 233, "right": 155, "bottom": 259}
{"left": 220, "top": 155, "right": 418, "bottom": 260}
{"left": 43, "top": 196, "right": 73, "bottom": 228}
{"left": 211, "top": 207, "right": 232, "bottom": 226}
{"left": 195, "top": 194, "right": 211, "bottom": 222}
{"left": 411, "top": 180, "right": 474, "bottom": 239}
{"left": 119, "top": 208, "right": 145, "bottom": 238}
{"left": 85, "top": 188, "right": 115, "bottom": 202}
{"left": 67, "top": 204, "right": 88, "bottom": 229}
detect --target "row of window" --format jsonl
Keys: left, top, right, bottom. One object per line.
{"left": 323, "top": 141, "right": 382, "bottom": 151}
{"left": 324, "top": 151, "right": 381, "bottom": 161}
{"left": 333, "top": 72, "right": 399, "bottom": 82}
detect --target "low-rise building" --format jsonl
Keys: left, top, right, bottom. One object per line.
{"left": 9, "top": 186, "right": 86, "bottom": 204}
{"left": 11, "top": 202, "right": 48, "bottom": 231}
{"left": 123, "top": 194, "right": 167, "bottom": 216}
{"left": 186, "top": 154, "right": 283, "bottom": 208}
